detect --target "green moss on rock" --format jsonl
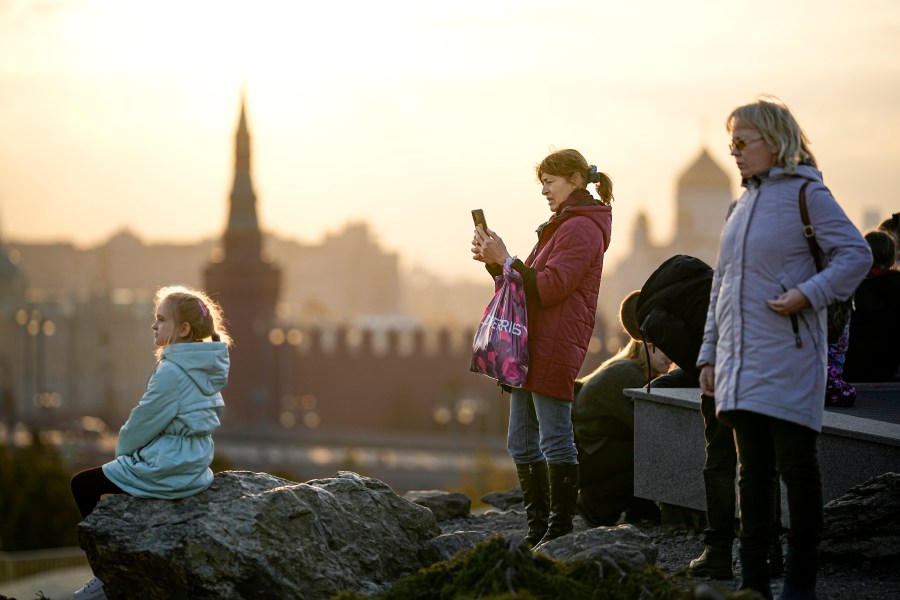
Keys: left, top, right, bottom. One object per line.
{"left": 332, "top": 535, "right": 703, "bottom": 600}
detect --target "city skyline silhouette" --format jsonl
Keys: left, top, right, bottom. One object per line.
{"left": 1, "top": 1, "right": 897, "bottom": 284}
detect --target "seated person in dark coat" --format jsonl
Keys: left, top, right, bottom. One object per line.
{"left": 844, "top": 230, "right": 900, "bottom": 382}
{"left": 572, "top": 294, "right": 671, "bottom": 527}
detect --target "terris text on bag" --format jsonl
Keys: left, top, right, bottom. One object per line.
{"left": 481, "top": 315, "right": 526, "bottom": 337}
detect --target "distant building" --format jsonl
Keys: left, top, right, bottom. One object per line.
{"left": 270, "top": 222, "right": 405, "bottom": 325}
{"left": 0, "top": 97, "right": 615, "bottom": 435}
{"left": 0, "top": 98, "right": 523, "bottom": 436}
{"left": 0, "top": 224, "right": 28, "bottom": 427}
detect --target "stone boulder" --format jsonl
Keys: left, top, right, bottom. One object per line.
{"left": 820, "top": 471, "right": 900, "bottom": 564}
{"left": 78, "top": 470, "right": 441, "bottom": 600}
{"left": 534, "top": 524, "right": 658, "bottom": 567}
{"left": 481, "top": 487, "right": 523, "bottom": 511}
{"left": 430, "top": 503, "right": 658, "bottom": 572}
{"left": 403, "top": 489, "right": 471, "bottom": 521}
{"left": 79, "top": 471, "right": 666, "bottom": 600}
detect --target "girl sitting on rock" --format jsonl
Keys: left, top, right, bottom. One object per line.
{"left": 69, "top": 285, "right": 232, "bottom": 600}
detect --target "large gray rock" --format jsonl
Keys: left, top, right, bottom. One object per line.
{"left": 78, "top": 470, "right": 441, "bottom": 600}
{"left": 481, "top": 487, "right": 523, "bottom": 511}
{"left": 820, "top": 472, "right": 900, "bottom": 563}
{"left": 431, "top": 507, "right": 658, "bottom": 571}
{"left": 403, "top": 489, "right": 471, "bottom": 521}
{"left": 534, "top": 524, "right": 658, "bottom": 568}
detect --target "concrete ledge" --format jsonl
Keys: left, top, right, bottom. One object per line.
{"left": 628, "top": 387, "right": 900, "bottom": 513}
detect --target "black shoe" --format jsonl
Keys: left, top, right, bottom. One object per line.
{"left": 769, "top": 540, "right": 784, "bottom": 578}
{"left": 688, "top": 547, "right": 734, "bottom": 579}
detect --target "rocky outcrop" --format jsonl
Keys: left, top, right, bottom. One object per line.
{"left": 78, "top": 471, "right": 440, "bottom": 600}
{"left": 533, "top": 525, "right": 658, "bottom": 567}
{"left": 402, "top": 489, "right": 471, "bottom": 521}
{"left": 820, "top": 471, "right": 900, "bottom": 564}
{"left": 78, "top": 470, "right": 662, "bottom": 600}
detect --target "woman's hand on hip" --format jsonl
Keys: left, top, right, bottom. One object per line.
{"left": 766, "top": 288, "right": 811, "bottom": 316}
{"left": 471, "top": 227, "right": 511, "bottom": 265}
{"left": 699, "top": 364, "right": 716, "bottom": 397}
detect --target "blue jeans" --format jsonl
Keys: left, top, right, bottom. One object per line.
{"left": 507, "top": 388, "right": 578, "bottom": 465}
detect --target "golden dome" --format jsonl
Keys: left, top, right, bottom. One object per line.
{"left": 678, "top": 148, "right": 731, "bottom": 188}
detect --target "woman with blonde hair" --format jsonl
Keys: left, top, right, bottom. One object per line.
{"left": 698, "top": 97, "right": 871, "bottom": 599}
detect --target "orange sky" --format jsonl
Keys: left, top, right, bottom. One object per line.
{"left": 1, "top": 0, "right": 898, "bottom": 281}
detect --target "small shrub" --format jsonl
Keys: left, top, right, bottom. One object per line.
{"left": 0, "top": 432, "right": 81, "bottom": 551}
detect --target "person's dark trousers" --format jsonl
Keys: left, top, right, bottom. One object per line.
{"left": 651, "top": 370, "right": 737, "bottom": 552}
{"left": 700, "top": 393, "right": 738, "bottom": 551}
{"left": 515, "top": 461, "right": 549, "bottom": 547}
{"left": 576, "top": 440, "right": 632, "bottom": 526}
{"left": 770, "top": 490, "right": 785, "bottom": 578}
{"left": 781, "top": 546, "right": 818, "bottom": 600}
{"left": 71, "top": 466, "right": 125, "bottom": 518}
{"left": 720, "top": 410, "right": 823, "bottom": 600}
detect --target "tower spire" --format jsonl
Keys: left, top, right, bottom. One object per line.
{"left": 223, "top": 95, "right": 261, "bottom": 260}
{"left": 205, "top": 95, "right": 282, "bottom": 425}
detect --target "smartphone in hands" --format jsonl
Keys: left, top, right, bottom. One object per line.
{"left": 471, "top": 209, "right": 488, "bottom": 231}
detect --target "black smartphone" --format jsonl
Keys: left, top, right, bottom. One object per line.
{"left": 471, "top": 209, "right": 488, "bottom": 230}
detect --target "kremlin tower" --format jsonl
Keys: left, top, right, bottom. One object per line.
{"left": 205, "top": 97, "right": 281, "bottom": 426}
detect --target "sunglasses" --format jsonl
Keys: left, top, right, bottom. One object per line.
{"left": 729, "top": 137, "right": 764, "bottom": 152}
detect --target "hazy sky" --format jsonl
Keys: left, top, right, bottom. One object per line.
{"left": 1, "top": 0, "right": 898, "bottom": 282}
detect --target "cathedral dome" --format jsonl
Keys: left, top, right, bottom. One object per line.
{"left": 678, "top": 148, "right": 732, "bottom": 189}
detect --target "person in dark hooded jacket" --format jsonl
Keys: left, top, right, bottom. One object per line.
{"left": 472, "top": 148, "right": 613, "bottom": 550}
{"left": 623, "top": 255, "right": 784, "bottom": 580}
{"left": 843, "top": 230, "right": 900, "bottom": 382}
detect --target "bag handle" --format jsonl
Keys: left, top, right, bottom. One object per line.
{"left": 798, "top": 181, "right": 824, "bottom": 272}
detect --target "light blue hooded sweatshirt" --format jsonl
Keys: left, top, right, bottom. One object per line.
{"left": 103, "top": 341, "right": 229, "bottom": 498}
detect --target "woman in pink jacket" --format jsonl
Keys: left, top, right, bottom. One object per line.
{"left": 472, "top": 149, "right": 613, "bottom": 549}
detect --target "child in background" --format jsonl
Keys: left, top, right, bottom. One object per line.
{"left": 70, "top": 285, "right": 232, "bottom": 600}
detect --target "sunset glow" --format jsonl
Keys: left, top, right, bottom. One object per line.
{"left": 2, "top": 0, "right": 899, "bottom": 280}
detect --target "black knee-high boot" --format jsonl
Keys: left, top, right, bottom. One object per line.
{"left": 739, "top": 547, "right": 773, "bottom": 600}
{"left": 515, "top": 461, "right": 549, "bottom": 547}
{"left": 534, "top": 462, "right": 579, "bottom": 549}
{"left": 779, "top": 547, "right": 817, "bottom": 600}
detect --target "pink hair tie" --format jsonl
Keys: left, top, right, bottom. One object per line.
{"left": 197, "top": 300, "right": 209, "bottom": 317}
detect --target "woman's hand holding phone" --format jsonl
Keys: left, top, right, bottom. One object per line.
{"left": 470, "top": 209, "right": 510, "bottom": 266}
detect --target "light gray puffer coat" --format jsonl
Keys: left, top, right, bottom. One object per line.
{"left": 697, "top": 165, "right": 871, "bottom": 432}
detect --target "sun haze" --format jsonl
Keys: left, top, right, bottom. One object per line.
{"left": 1, "top": 0, "right": 898, "bottom": 281}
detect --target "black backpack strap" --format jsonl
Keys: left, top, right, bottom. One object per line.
{"left": 798, "top": 181, "right": 824, "bottom": 272}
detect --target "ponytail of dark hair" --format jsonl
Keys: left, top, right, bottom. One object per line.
{"left": 593, "top": 172, "right": 614, "bottom": 205}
